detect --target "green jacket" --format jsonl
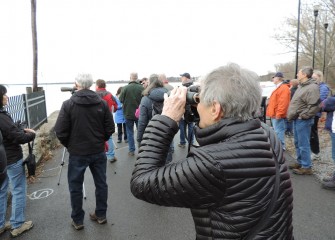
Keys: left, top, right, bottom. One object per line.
{"left": 119, "top": 81, "right": 144, "bottom": 120}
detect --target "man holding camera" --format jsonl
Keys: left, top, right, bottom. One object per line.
{"left": 55, "top": 73, "right": 114, "bottom": 230}
{"left": 178, "top": 72, "right": 194, "bottom": 148}
{"left": 131, "top": 63, "right": 293, "bottom": 239}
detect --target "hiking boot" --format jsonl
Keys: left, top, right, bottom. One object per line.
{"left": 10, "top": 221, "right": 33, "bottom": 237}
{"left": 288, "top": 163, "right": 301, "bottom": 170}
{"left": 128, "top": 152, "right": 135, "bottom": 156}
{"left": 108, "top": 157, "right": 117, "bottom": 163}
{"left": 292, "top": 168, "right": 313, "bottom": 175}
{"left": 322, "top": 180, "right": 335, "bottom": 190}
{"left": 0, "top": 222, "right": 11, "bottom": 235}
{"left": 71, "top": 220, "right": 84, "bottom": 230}
{"left": 311, "top": 153, "right": 321, "bottom": 161}
{"left": 178, "top": 143, "right": 186, "bottom": 148}
{"left": 89, "top": 212, "right": 107, "bottom": 224}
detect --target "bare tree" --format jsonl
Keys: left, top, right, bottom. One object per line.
{"left": 31, "top": 0, "right": 38, "bottom": 92}
{"left": 274, "top": 0, "right": 335, "bottom": 85}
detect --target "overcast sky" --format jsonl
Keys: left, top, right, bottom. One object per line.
{"left": 0, "top": 0, "right": 302, "bottom": 84}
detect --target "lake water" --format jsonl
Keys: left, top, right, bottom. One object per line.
{"left": 5, "top": 82, "right": 181, "bottom": 117}
{"left": 5, "top": 81, "right": 273, "bottom": 117}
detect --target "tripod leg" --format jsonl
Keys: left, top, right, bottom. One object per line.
{"left": 83, "top": 182, "right": 86, "bottom": 200}
{"left": 57, "top": 147, "right": 67, "bottom": 185}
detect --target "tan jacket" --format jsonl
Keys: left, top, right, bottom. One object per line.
{"left": 287, "top": 78, "right": 320, "bottom": 121}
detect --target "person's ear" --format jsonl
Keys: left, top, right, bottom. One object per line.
{"left": 211, "top": 101, "right": 224, "bottom": 120}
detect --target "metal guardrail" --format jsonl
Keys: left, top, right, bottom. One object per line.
{"left": 5, "top": 91, "right": 47, "bottom": 130}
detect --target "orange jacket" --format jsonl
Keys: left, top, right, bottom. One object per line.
{"left": 266, "top": 84, "right": 291, "bottom": 119}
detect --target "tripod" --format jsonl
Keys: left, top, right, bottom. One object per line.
{"left": 57, "top": 147, "right": 86, "bottom": 200}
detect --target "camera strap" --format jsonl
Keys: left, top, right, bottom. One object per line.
{"left": 28, "top": 140, "right": 34, "bottom": 154}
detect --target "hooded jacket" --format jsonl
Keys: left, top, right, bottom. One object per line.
{"left": 131, "top": 115, "right": 293, "bottom": 240}
{"left": 137, "top": 87, "right": 168, "bottom": 143}
{"left": 55, "top": 89, "right": 115, "bottom": 155}
{"left": 0, "top": 109, "right": 35, "bottom": 166}
{"left": 287, "top": 78, "right": 320, "bottom": 121}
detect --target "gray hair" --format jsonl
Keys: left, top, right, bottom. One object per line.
{"left": 130, "top": 72, "right": 138, "bottom": 81}
{"left": 75, "top": 73, "right": 93, "bottom": 89}
{"left": 199, "top": 63, "right": 262, "bottom": 121}
{"left": 313, "top": 69, "right": 324, "bottom": 83}
{"left": 300, "top": 66, "right": 313, "bottom": 78}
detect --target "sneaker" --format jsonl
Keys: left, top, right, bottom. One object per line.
{"left": 10, "top": 221, "right": 34, "bottom": 237}
{"left": 292, "top": 168, "right": 313, "bottom": 175}
{"left": 108, "top": 157, "right": 117, "bottom": 163}
{"left": 322, "top": 180, "right": 335, "bottom": 190}
{"left": 89, "top": 212, "right": 107, "bottom": 224}
{"left": 288, "top": 163, "right": 301, "bottom": 170}
{"left": 311, "top": 153, "right": 321, "bottom": 161}
{"left": 117, "top": 140, "right": 121, "bottom": 143}
{"left": 0, "top": 221, "right": 11, "bottom": 235}
{"left": 71, "top": 220, "right": 84, "bottom": 230}
{"left": 128, "top": 151, "right": 135, "bottom": 156}
{"left": 178, "top": 143, "right": 186, "bottom": 148}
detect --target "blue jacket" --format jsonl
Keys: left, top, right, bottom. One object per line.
{"left": 114, "top": 97, "right": 125, "bottom": 124}
{"left": 317, "top": 82, "right": 330, "bottom": 117}
{"left": 322, "top": 96, "right": 335, "bottom": 132}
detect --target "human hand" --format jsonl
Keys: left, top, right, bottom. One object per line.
{"left": 161, "top": 86, "right": 187, "bottom": 122}
{"left": 24, "top": 128, "right": 36, "bottom": 134}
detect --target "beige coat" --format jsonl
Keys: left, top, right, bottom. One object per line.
{"left": 287, "top": 78, "right": 320, "bottom": 121}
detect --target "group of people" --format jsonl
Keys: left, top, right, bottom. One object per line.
{"left": 10, "top": 63, "right": 335, "bottom": 238}
{"left": 265, "top": 66, "right": 335, "bottom": 190}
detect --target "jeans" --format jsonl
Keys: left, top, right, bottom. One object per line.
{"left": 179, "top": 119, "right": 194, "bottom": 145}
{"left": 293, "top": 119, "right": 314, "bottom": 168}
{"left": 271, "top": 118, "right": 286, "bottom": 150}
{"left": 117, "top": 123, "right": 127, "bottom": 141}
{"left": 68, "top": 152, "right": 108, "bottom": 224}
{"left": 310, "top": 116, "right": 320, "bottom": 154}
{"left": 106, "top": 136, "right": 115, "bottom": 160}
{"left": 125, "top": 119, "right": 138, "bottom": 153}
{"left": 0, "top": 159, "right": 26, "bottom": 229}
{"left": 331, "top": 132, "right": 335, "bottom": 163}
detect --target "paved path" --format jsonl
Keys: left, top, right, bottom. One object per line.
{"left": 2, "top": 135, "right": 335, "bottom": 240}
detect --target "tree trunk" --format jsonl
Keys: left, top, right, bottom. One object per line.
{"left": 31, "top": 0, "right": 38, "bottom": 92}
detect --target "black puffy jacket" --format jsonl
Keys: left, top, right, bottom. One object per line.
{"left": 131, "top": 115, "right": 293, "bottom": 240}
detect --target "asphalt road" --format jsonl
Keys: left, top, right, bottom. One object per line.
{"left": 2, "top": 134, "right": 335, "bottom": 240}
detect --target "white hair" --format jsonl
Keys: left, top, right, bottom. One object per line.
{"left": 75, "top": 73, "right": 93, "bottom": 89}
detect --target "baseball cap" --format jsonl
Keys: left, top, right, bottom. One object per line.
{"left": 272, "top": 72, "right": 284, "bottom": 78}
{"left": 180, "top": 73, "right": 191, "bottom": 79}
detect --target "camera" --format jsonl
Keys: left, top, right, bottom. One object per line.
{"left": 184, "top": 85, "right": 200, "bottom": 123}
{"left": 15, "top": 120, "right": 27, "bottom": 131}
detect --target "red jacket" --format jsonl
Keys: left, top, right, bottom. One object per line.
{"left": 266, "top": 83, "right": 290, "bottom": 119}
{"left": 96, "top": 88, "right": 118, "bottom": 113}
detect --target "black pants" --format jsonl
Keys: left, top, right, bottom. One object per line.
{"left": 117, "top": 123, "right": 127, "bottom": 141}
{"left": 310, "top": 116, "right": 320, "bottom": 154}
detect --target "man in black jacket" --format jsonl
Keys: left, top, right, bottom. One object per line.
{"left": 131, "top": 63, "right": 293, "bottom": 239}
{"left": 55, "top": 73, "right": 114, "bottom": 230}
